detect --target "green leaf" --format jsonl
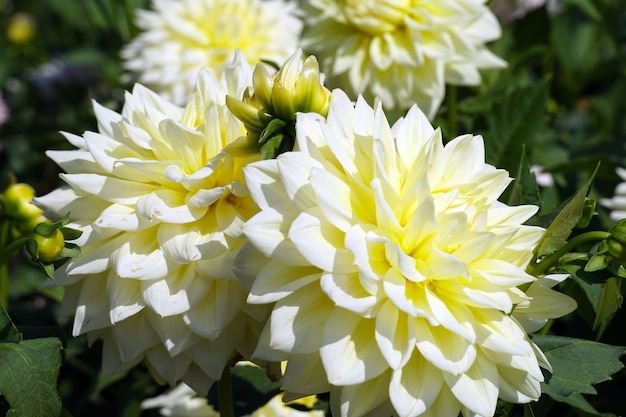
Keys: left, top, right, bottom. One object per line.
{"left": 555, "top": 392, "right": 615, "bottom": 416}
{"left": 59, "top": 243, "right": 82, "bottom": 259}
{"left": 533, "top": 335, "right": 626, "bottom": 400}
{"left": 593, "top": 277, "right": 623, "bottom": 330}
{"left": 0, "top": 338, "right": 63, "bottom": 417}
{"left": 507, "top": 147, "right": 542, "bottom": 207}
{"left": 563, "top": 0, "right": 603, "bottom": 22}
{"left": 260, "top": 134, "right": 286, "bottom": 160}
{"left": 59, "top": 227, "right": 82, "bottom": 241}
{"left": 258, "top": 118, "right": 287, "bottom": 145}
{"left": 0, "top": 305, "right": 20, "bottom": 343}
{"left": 483, "top": 78, "right": 550, "bottom": 170}
{"left": 534, "top": 163, "right": 599, "bottom": 257}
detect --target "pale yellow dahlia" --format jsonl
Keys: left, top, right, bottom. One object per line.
{"left": 241, "top": 90, "right": 576, "bottom": 417}
{"left": 299, "top": 0, "right": 506, "bottom": 118}
{"left": 34, "top": 53, "right": 268, "bottom": 395}
{"left": 122, "top": 0, "right": 302, "bottom": 106}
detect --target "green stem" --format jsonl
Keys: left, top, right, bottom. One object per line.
{"left": 447, "top": 85, "right": 458, "bottom": 138}
{"left": 0, "top": 221, "right": 11, "bottom": 309}
{"left": 218, "top": 366, "right": 235, "bottom": 417}
{"left": 0, "top": 237, "right": 29, "bottom": 267}
{"left": 527, "top": 231, "right": 610, "bottom": 276}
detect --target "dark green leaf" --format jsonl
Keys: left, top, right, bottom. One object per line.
{"left": 33, "top": 223, "right": 57, "bottom": 238}
{"left": 59, "top": 227, "right": 82, "bottom": 241}
{"left": 508, "top": 147, "right": 542, "bottom": 207}
{"left": 260, "top": 134, "right": 286, "bottom": 160}
{"left": 258, "top": 118, "right": 287, "bottom": 145}
{"left": 593, "top": 277, "right": 623, "bottom": 330}
{"left": 0, "top": 305, "right": 20, "bottom": 343}
{"left": 533, "top": 335, "right": 626, "bottom": 399}
{"left": 0, "top": 338, "right": 63, "bottom": 417}
{"left": 534, "top": 163, "right": 599, "bottom": 257}
{"left": 555, "top": 392, "right": 615, "bottom": 416}
{"left": 59, "top": 243, "right": 81, "bottom": 259}
{"left": 484, "top": 78, "right": 550, "bottom": 170}
{"left": 563, "top": 0, "right": 603, "bottom": 22}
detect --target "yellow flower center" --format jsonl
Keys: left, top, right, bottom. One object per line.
{"left": 342, "top": 0, "right": 409, "bottom": 35}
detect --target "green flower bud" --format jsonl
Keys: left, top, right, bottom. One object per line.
{"left": 610, "top": 219, "right": 626, "bottom": 244}
{"left": 33, "top": 228, "right": 65, "bottom": 262}
{"left": 2, "top": 182, "right": 43, "bottom": 220}
{"left": 226, "top": 49, "right": 331, "bottom": 159}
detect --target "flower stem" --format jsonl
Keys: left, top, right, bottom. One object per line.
{"left": 527, "top": 231, "right": 610, "bottom": 276}
{"left": 218, "top": 365, "right": 235, "bottom": 417}
{"left": 0, "top": 221, "right": 15, "bottom": 309}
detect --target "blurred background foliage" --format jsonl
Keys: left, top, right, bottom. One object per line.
{"left": 0, "top": 0, "right": 625, "bottom": 416}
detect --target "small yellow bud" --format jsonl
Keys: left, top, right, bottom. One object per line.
{"left": 7, "top": 13, "right": 35, "bottom": 45}
{"left": 33, "top": 228, "right": 65, "bottom": 262}
{"left": 2, "top": 182, "right": 43, "bottom": 220}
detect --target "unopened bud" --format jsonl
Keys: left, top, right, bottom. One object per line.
{"left": 32, "top": 228, "right": 65, "bottom": 262}
{"left": 2, "top": 182, "right": 43, "bottom": 220}
{"left": 226, "top": 49, "right": 331, "bottom": 159}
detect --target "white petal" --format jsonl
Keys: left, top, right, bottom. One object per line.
{"left": 321, "top": 309, "right": 388, "bottom": 385}
{"left": 375, "top": 300, "right": 415, "bottom": 369}
{"left": 443, "top": 353, "right": 499, "bottom": 417}
{"left": 289, "top": 210, "right": 356, "bottom": 273}
{"left": 389, "top": 353, "right": 443, "bottom": 417}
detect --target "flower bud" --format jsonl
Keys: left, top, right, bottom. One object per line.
{"left": 609, "top": 219, "right": 626, "bottom": 244}
{"left": 32, "top": 228, "right": 65, "bottom": 262}
{"left": 226, "top": 49, "right": 331, "bottom": 159}
{"left": 2, "top": 182, "right": 44, "bottom": 220}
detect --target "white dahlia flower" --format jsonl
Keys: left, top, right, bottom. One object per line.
{"left": 122, "top": 0, "right": 302, "bottom": 105}
{"left": 34, "top": 53, "right": 268, "bottom": 395}
{"left": 298, "top": 0, "right": 506, "bottom": 118}
{"left": 601, "top": 167, "right": 626, "bottom": 222}
{"left": 240, "top": 90, "right": 576, "bottom": 417}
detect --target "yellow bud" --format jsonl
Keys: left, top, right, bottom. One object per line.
{"left": 2, "top": 182, "right": 43, "bottom": 220}
{"left": 271, "top": 84, "right": 296, "bottom": 120}
{"left": 293, "top": 56, "right": 331, "bottom": 115}
{"left": 7, "top": 13, "right": 35, "bottom": 45}
{"left": 33, "top": 228, "right": 65, "bottom": 262}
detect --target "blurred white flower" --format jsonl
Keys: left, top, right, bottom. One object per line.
{"left": 530, "top": 165, "right": 554, "bottom": 188}
{"left": 34, "top": 53, "right": 269, "bottom": 395}
{"left": 601, "top": 167, "right": 626, "bottom": 222}
{"left": 492, "top": 0, "right": 563, "bottom": 23}
{"left": 122, "top": 0, "right": 302, "bottom": 105}
{"left": 241, "top": 90, "right": 575, "bottom": 416}
{"left": 142, "top": 383, "right": 219, "bottom": 417}
{"left": 298, "top": 0, "right": 505, "bottom": 118}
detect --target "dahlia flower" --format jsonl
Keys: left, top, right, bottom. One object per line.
{"left": 298, "top": 0, "right": 506, "bottom": 118}
{"left": 121, "top": 0, "right": 302, "bottom": 106}
{"left": 601, "top": 167, "right": 626, "bottom": 222}
{"left": 241, "top": 90, "right": 576, "bottom": 417}
{"left": 34, "top": 53, "right": 268, "bottom": 394}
